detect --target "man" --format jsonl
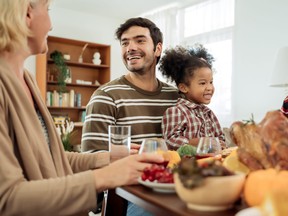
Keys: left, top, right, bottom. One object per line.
{"left": 81, "top": 17, "right": 179, "bottom": 216}
{"left": 81, "top": 17, "right": 179, "bottom": 152}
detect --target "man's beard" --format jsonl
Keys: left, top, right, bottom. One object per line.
{"left": 125, "top": 64, "right": 145, "bottom": 75}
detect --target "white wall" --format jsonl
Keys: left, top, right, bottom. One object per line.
{"left": 50, "top": 7, "right": 127, "bottom": 81}
{"left": 25, "top": 0, "right": 288, "bottom": 125}
{"left": 25, "top": 7, "right": 126, "bottom": 81}
{"left": 233, "top": 0, "right": 288, "bottom": 123}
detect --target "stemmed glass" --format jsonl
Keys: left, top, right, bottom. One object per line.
{"left": 139, "top": 138, "right": 170, "bottom": 167}
{"left": 196, "top": 137, "right": 222, "bottom": 159}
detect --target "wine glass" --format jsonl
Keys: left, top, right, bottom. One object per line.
{"left": 196, "top": 137, "right": 222, "bottom": 159}
{"left": 139, "top": 138, "right": 169, "bottom": 167}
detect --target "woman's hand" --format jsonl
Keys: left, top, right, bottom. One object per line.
{"left": 93, "top": 153, "right": 164, "bottom": 192}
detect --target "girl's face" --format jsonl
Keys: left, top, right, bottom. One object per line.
{"left": 179, "top": 67, "right": 214, "bottom": 105}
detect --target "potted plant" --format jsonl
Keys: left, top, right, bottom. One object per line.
{"left": 56, "top": 120, "right": 75, "bottom": 151}
{"left": 50, "top": 50, "right": 70, "bottom": 92}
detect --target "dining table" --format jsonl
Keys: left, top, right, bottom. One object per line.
{"left": 115, "top": 184, "right": 245, "bottom": 216}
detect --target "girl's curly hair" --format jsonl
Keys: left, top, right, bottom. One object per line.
{"left": 158, "top": 44, "right": 214, "bottom": 86}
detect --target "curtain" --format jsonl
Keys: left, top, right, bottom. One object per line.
{"left": 142, "top": 6, "right": 180, "bottom": 83}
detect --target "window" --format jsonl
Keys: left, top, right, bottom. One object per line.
{"left": 181, "top": 0, "right": 235, "bottom": 127}
{"left": 183, "top": 0, "right": 234, "bottom": 37}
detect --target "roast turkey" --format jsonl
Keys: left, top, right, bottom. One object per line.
{"left": 230, "top": 110, "right": 288, "bottom": 171}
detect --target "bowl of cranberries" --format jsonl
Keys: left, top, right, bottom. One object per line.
{"left": 138, "top": 164, "right": 175, "bottom": 193}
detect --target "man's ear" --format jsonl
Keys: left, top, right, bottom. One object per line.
{"left": 155, "top": 42, "right": 162, "bottom": 57}
{"left": 178, "top": 83, "right": 187, "bottom": 93}
{"left": 26, "top": 4, "right": 33, "bottom": 27}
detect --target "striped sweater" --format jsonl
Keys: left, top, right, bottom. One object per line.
{"left": 81, "top": 75, "right": 179, "bottom": 151}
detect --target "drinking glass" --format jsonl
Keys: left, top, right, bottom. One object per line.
{"left": 139, "top": 138, "right": 169, "bottom": 167}
{"left": 196, "top": 137, "right": 222, "bottom": 159}
{"left": 108, "top": 125, "right": 131, "bottom": 162}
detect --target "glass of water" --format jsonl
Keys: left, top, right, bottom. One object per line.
{"left": 108, "top": 125, "right": 131, "bottom": 162}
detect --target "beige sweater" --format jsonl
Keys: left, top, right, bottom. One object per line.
{"left": 0, "top": 58, "right": 109, "bottom": 216}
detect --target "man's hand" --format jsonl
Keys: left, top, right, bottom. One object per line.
{"left": 130, "top": 143, "right": 141, "bottom": 155}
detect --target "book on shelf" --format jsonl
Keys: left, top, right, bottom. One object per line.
{"left": 46, "top": 91, "right": 52, "bottom": 106}
{"left": 52, "top": 90, "right": 59, "bottom": 107}
{"left": 61, "top": 92, "right": 69, "bottom": 107}
{"left": 79, "top": 110, "right": 86, "bottom": 122}
{"left": 46, "top": 90, "right": 81, "bottom": 108}
{"left": 75, "top": 93, "right": 82, "bottom": 107}
{"left": 69, "top": 90, "right": 75, "bottom": 107}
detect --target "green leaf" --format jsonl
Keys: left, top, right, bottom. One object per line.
{"left": 177, "top": 144, "right": 197, "bottom": 158}
{"left": 50, "top": 50, "right": 69, "bottom": 93}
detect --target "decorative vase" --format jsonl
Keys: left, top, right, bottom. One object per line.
{"left": 93, "top": 52, "right": 101, "bottom": 65}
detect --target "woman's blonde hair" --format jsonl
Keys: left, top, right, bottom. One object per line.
{"left": 0, "top": 0, "right": 50, "bottom": 52}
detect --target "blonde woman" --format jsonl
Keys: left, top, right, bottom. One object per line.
{"left": 0, "top": 1, "right": 163, "bottom": 215}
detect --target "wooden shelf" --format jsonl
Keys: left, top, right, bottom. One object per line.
{"left": 47, "top": 81, "right": 100, "bottom": 88}
{"left": 36, "top": 36, "right": 111, "bottom": 145}
{"left": 47, "top": 59, "right": 109, "bottom": 69}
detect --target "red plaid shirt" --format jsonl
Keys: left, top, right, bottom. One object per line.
{"left": 162, "top": 98, "right": 225, "bottom": 150}
{"left": 281, "top": 96, "right": 288, "bottom": 116}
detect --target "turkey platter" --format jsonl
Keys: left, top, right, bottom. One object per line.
{"left": 230, "top": 110, "right": 288, "bottom": 171}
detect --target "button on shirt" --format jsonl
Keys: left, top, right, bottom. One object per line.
{"left": 162, "top": 98, "right": 225, "bottom": 150}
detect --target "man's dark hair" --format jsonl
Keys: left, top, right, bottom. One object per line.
{"left": 115, "top": 17, "right": 163, "bottom": 63}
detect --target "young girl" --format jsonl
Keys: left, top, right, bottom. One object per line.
{"left": 159, "top": 44, "right": 225, "bottom": 150}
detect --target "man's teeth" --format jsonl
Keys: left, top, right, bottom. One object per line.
{"left": 128, "top": 56, "right": 141, "bottom": 60}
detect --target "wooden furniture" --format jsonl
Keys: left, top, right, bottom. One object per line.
{"left": 115, "top": 185, "right": 243, "bottom": 216}
{"left": 36, "top": 36, "right": 110, "bottom": 146}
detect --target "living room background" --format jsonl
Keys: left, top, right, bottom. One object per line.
{"left": 25, "top": 0, "right": 288, "bottom": 127}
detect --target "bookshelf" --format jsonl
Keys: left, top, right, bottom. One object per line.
{"left": 36, "top": 36, "right": 110, "bottom": 147}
